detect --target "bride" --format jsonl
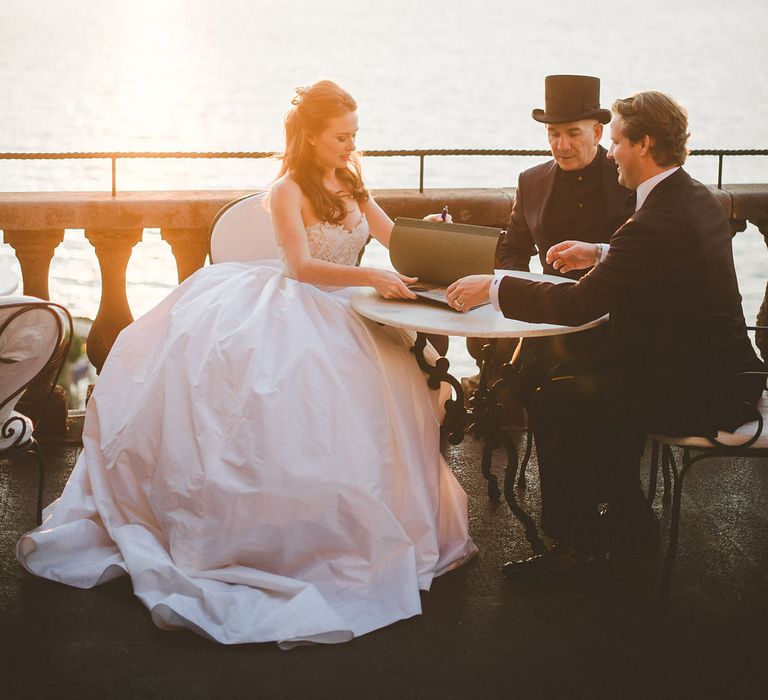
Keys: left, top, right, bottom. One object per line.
{"left": 17, "top": 80, "right": 476, "bottom": 649}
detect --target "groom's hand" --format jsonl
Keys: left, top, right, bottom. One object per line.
{"left": 446, "top": 275, "right": 492, "bottom": 312}
{"left": 546, "top": 240, "right": 599, "bottom": 273}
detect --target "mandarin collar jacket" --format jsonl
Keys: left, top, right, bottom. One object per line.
{"left": 496, "top": 145, "right": 633, "bottom": 276}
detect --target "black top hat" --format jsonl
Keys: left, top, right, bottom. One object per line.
{"left": 532, "top": 75, "right": 611, "bottom": 125}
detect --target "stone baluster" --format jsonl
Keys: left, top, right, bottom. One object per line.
{"left": 2, "top": 229, "right": 68, "bottom": 439}
{"left": 2, "top": 229, "right": 64, "bottom": 299}
{"left": 85, "top": 228, "right": 143, "bottom": 372}
{"left": 161, "top": 227, "right": 209, "bottom": 282}
{"left": 751, "top": 219, "right": 768, "bottom": 362}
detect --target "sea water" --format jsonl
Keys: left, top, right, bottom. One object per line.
{"left": 1, "top": 0, "right": 766, "bottom": 379}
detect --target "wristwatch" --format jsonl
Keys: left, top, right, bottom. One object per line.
{"left": 593, "top": 243, "right": 604, "bottom": 266}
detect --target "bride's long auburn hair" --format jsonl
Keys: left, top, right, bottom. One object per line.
{"left": 278, "top": 80, "right": 369, "bottom": 225}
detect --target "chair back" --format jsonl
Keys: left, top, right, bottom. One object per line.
{"left": 208, "top": 191, "right": 279, "bottom": 264}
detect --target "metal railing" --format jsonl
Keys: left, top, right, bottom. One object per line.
{"left": 0, "top": 148, "right": 767, "bottom": 194}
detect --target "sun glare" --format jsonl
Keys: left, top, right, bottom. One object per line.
{"left": 109, "top": 3, "right": 191, "bottom": 146}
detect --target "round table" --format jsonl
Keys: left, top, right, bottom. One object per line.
{"left": 351, "top": 289, "right": 605, "bottom": 340}
{"left": 352, "top": 270, "right": 608, "bottom": 504}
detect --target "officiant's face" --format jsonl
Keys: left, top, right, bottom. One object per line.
{"left": 546, "top": 119, "right": 602, "bottom": 171}
{"left": 311, "top": 111, "right": 359, "bottom": 171}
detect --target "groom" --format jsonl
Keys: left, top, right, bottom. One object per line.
{"left": 447, "top": 90, "right": 765, "bottom": 577}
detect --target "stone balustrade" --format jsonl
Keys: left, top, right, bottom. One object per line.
{"left": 1, "top": 186, "right": 767, "bottom": 373}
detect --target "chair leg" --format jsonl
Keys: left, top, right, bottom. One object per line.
{"left": 648, "top": 439, "right": 660, "bottom": 503}
{"left": 659, "top": 447, "right": 683, "bottom": 595}
{"left": 28, "top": 440, "right": 45, "bottom": 525}
{"left": 502, "top": 432, "right": 520, "bottom": 505}
{"left": 480, "top": 442, "right": 501, "bottom": 501}
{"left": 517, "top": 424, "right": 534, "bottom": 488}
{"left": 661, "top": 445, "right": 673, "bottom": 499}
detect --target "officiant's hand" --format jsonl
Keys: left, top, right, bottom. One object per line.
{"left": 370, "top": 270, "right": 418, "bottom": 300}
{"left": 422, "top": 212, "right": 453, "bottom": 223}
{"left": 446, "top": 275, "right": 492, "bottom": 312}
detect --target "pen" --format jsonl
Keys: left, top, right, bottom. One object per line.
{"left": 441, "top": 206, "right": 449, "bottom": 222}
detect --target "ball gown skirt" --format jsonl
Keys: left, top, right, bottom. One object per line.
{"left": 17, "top": 219, "right": 476, "bottom": 648}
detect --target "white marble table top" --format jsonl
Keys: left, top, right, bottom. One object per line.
{"left": 352, "top": 270, "right": 607, "bottom": 339}
{"left": 0, "top": 266, "right": 18, "bottom": 297}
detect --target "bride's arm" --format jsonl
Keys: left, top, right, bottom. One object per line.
{"left": 360, "top": 195, "right": 395, "bottom": 247}
{"left": 270, "top": 178, "right": 416, "bottom": 298}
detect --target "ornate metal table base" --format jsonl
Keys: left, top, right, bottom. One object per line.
{"left": 412, "top": 333, "right": 466, "bottom": 445}
{"left": 470, "top": 340, "right": 532, "bottom": 504}
{"left": 411, "top": 334, "right": 528, "bottom": 505}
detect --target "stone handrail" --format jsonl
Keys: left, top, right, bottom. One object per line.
{"left": 1, "top": 186, "right": 767, "bottom": 373}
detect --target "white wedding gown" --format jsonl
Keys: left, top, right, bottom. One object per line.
{"left": 17, "top": 216, "right": 476, "bottom": 648}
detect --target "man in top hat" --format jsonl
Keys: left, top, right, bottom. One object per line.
{"left": 500, "top": 74, "right": 631, "bottom": 273}
{"left": 447, "top": 90, "right": 765, "bottom": 577}
{"left": 466, "top": 75, "right": 633, "bottom": 400}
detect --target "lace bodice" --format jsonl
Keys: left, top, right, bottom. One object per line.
{"left": 281, "top": 215, "right": 370, "bottom": 271}
{"left": 305, "top": 215, "right": 370, "bottom": 265}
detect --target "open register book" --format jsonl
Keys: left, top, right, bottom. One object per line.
{"left": 389, "top": 218, "right": 502, "bottom": 308}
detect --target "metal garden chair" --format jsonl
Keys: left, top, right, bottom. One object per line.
{"left": 0, "top": 296, "right": 73, "bottom": 524}
{"left": 648, "top": 326, "right": 768, "bottom": 593}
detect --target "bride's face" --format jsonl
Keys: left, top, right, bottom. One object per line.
{"left": 310, "top": 110, "right": 358, "bottom": 171}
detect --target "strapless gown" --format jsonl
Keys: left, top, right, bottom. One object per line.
{"left": 17, "top": 216, "right": 476, "bottom": 648}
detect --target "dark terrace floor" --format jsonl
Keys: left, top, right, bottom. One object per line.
{"left": 1, "top": 435, "right": 767, "bottom": 700}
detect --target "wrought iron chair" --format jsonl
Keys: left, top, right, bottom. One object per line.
{"left": 648, "top": 327, "right": 768, "bottom": 593}
{"left": 208, "top": 191, "right": 279, "bottom": 263}
{"left": 0, "top": 296, "right": 73, "bottom": 524}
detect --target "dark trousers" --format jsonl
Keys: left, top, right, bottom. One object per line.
{"left": 512, "top": 323, "right": 611, "bottom": 402}
{"left": 529, "top": 371, "right": 648, "bottom": 553}
{"left": 467, "top": 323, "right": 610, "bottom": 394}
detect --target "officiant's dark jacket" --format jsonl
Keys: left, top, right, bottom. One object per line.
{"left": 497, "top": 146, "right": 632, "bottom": 276}
{"left": 496, "top": 167, "right": 764, "bottom": 436}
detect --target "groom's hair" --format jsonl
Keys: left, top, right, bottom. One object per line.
{"left": 612, "top": 91, "right": 689, "bottom": 167}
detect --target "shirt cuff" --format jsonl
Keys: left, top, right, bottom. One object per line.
{"left": 595, "top": 243, "right": 610, "bottom": 265}
{"left": 490, "top": 273, "right": 504, "bottom": 311}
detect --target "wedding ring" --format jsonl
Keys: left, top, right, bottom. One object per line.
{"left": 457, "top": 299, "right": 464, "bottom": 308}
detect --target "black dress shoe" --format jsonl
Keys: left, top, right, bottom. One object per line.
{"left": 502, "top": 544, "right": 610, "bottom": 580}
{"left": 599, "top": 504, "right": 659, "bottom": 554}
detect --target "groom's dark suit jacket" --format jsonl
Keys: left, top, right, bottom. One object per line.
{"left": 497, "top": 146, "right": 632, "bottom": 276}
{"left": 496, "top": 168, "right": 764, "bottom": 436}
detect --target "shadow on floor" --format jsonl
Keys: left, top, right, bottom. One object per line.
{"left": 1, "top": 437, "right": 767, "bottom": 699}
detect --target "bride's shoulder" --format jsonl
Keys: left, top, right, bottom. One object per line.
{"left": 269, "top": 175, "right": 303, "bottom": 212}
{"left": 271, "top": 174, "right": 302, "bottom": 198}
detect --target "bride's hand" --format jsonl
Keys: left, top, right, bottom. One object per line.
{"left": 369, "top": 270, "right": 418, "bottom": 299}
